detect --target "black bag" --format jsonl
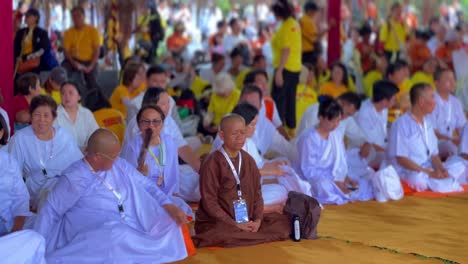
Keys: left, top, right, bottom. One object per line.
{"left": 283, "top": 191, "right": 321, "bottom": 239}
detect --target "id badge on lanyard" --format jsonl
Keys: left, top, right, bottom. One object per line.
{"left": 220, "top": 148, "right": 249, "bottom": 223}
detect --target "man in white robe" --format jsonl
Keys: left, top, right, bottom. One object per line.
{"left": 387, "top": 83, "right": 464, "bottom": 192}
{"left": 34, "top": 129, "right": 188, "bottom": 263}
{"left": 239, "top": 85, "right": 295, "bottom": 161}
{"left": 356, "top": 80, "right": 400, "bottom": 169}
{"left": 446, "top": 123, "right": 468, "bottom": 184}
{"left": 428, "top": 68, "right": 466, "bottom": 158}
{"left": 0, "top": 230, "right": 46, "bottom": 264}
{"left": 296, "top": 98, "right": 374, "bottom": 205}
{"left": 8, "top": 126, "right": 83, "bottom": 209}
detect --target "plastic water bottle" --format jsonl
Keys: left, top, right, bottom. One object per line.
{"left": 292, "top": 215, "right": 301, "bottom": 242}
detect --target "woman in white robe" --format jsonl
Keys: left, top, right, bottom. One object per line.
{"left": 211, "top": 103, "right": 311, "bottom": 210}
{"left": 296, "top": 97, "right": 374, "bottom": 205}
{"left": 121, "top": 105, "right": 192, "bottom": 216}
{"left": 54, "top": 82, "right": 99, "bottom": 151}
{"left": 123, "top": 88, "right": 201, "bottom": 201}
{"left": 8, "top": 95, "right": 83, "bottom": 210}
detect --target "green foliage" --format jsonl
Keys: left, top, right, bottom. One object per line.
{"left": 215, "top": 0, "right": 231, "bottom": 15}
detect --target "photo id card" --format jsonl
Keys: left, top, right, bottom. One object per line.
{"left": 233, "top": 199, "right": 249, "bottom": 223}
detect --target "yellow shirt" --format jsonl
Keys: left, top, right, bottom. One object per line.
{"left": 363, "top": 70, "right": 383, "bottom": 97}
{"left": 318, "top": 70, "right": 331, "bottom": 85}
{"left": 22, "top": 30, "right": 33, "bottom": 55}
{"left": 208, "top": 89, "right": 241, "bottom": 126}
{"left": 296, "top": 83, "right": 318, "bottom": 122}
{"left": 41, "top": 89, "right": 62, "bottom": 105}
{"left": 271, "top": 17, "right": 302, "bottom": 72}
{"left": 299, "top": 15, "right": 317, "bottom": 52}
{"left": 191, "top": 76, "right": 210, "bottom": 98}
{"left": 63, "top": 25, "right": 101, "bottom": 62}
{"left": 411, "top": 71, "right": 435, "bottom": 90}
{"left": 379, "top": 19, "right": 407, "bottom": 52}
{"left": 235, "top": 68, "right": 252, "bottom": 90}
{"left": 110, "top": 83, "right": 146, "bottom": 118}
{"left": 389, "top": 79, "right": 413, "bottom": 122}
{"left": 319, "top": 81, "right": 349, "bottom": 98}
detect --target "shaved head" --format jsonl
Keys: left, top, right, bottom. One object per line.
{"left": 86, "top": 128, "right": 120, "bottom": 154}
{"left": 219, "top": 114, "right": 245, "bottom": 132}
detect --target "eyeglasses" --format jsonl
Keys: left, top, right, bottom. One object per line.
{"left": 98, "top": 152, "right": 120, "bottom": 161}
{"left": 139, "top": 119, "right": 163, "bottom": 127}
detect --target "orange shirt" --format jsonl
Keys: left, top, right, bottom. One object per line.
{"left": 318, "top": 81, "right": 348, "bottom": 98}
{"left": 166, "top": 33, "right": 190, "bottom": 52}
{"left": 408, "top": 42, "right": 431, "bottom": 73}
{"left": 436, "top": 44, "right": 458, "bottom": 70}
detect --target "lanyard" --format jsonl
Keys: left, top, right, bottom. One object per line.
{"left": 84, "top": 159, "right": 125, "bottom": 217}
{"left": 220, "top": 147, "right": 243, "bottom": 198}
{"left": 411, "top": 114, "right": 431, "bottom": 156}
{"left": 148, "top": 140, "right": 165, "bottom": 186}
{"left": 35, "top": 129, "right": 55, "bottom": 178}
{"left": 444, "top": 98, "right": 452, "bottom": 133}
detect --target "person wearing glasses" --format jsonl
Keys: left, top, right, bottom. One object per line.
{"left": 9, "top": 95, "right": 83, "bottom": 210}
{"left": 121, "top": 105, "right": 191, "bottom": 215}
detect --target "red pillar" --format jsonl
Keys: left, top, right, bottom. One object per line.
{"left": 327, "top": 0, "right": 341, "bottom": 66}
{"left": 0, "top": 1, "right": 14, "bottom": 130}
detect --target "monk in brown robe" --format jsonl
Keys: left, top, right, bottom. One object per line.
{"left": 193, "top": 114, "right": 290, "bottom": 248}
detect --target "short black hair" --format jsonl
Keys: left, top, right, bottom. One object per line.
{"left": 232, "top": 102, "right": 259, "bottom": 125}
{"left": 252, "top": 54, "right": 266, "bottom": 65}
{"left": 0, "top": 114, "right": 9, "bottom": 145}
{"left": 29, "top": 95, "right": 58, "bottom": 118}
{"left": 241, "top": 84, "right": 263, "bottom": 101}
{"left": 137, "top": 105, "right": 166, "bottom": 124}
{"left": 229, "top": 18, "right": 239, "bottom": 27}
{"left": 337, "top": 91, "right": 362, "bottom": 110}
{"left": 385, "top": 60, "right": 408, "bottom": 79}
{"left": 318, "top": 96, "right": 343, "bottom": 120}
{"left": 304, "top": 1, "right": 319, "bottom": 12}
{"left": 146, "top": 64, "right": 166, "bottom": 79}
{"left": 71, "top": 6, "right": 85, "bottom": 15}
{"left": 230, "top": 47, "right": 243, "bottom": 59}
{"left": 217, "top": 20, "right": 226, "bottom": 29}
{"left": 372, "top": 80, "right": 400, "bottom": 103}
{"left": 25, "top": 8, "right": 40, "bottom": 23}
{"left": 141, "top": 87, "right": 166, "bottom": 107}
{"left": 434, "top": 67, "right": 452, "bottom": 81}
{"left": 410, "top": 82, "right": 431, "bottom": 106}
{"left": 272, "top": 0, "right": 295, "bottom": 19}
{"left": 16, "top": 72, "right": 40, "bottom": 96}
{"left": 243, "top": 69, "right": 268, "bottom": 86}
{"left": 60, "top": 81, "right": 81, "bottom": 96}
{"left": 211, "top": 52, "right": 225, "bottom": 64}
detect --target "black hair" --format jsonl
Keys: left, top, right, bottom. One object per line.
{"left": 243, "top": 69, "right": 268, "bottom": 86}
{"left": 329, "top": 62, "right": 349, "bottom": 86}
{"left": 434, "top": 67, "right": 452, "bottom": 81}
{"left": 29, "top": 95, "right": 58, "bottom": 118}
{"left": 410, "top": 82, "right": 431, "bottom": 106}
{"left": 0, "top": 114, "right": 9, "bottom": 145}
{"left": 241, "top": 84, "right": 263, "bottom": 101}
{"left": 372, "top": 80, "right": 400, "bottom": 103}
{"left": 252, "top": 54, "right": 266, "bottom": 65}
{"left": 385, "top": 60, "right": 408, "bottom": 79}
{"left": 60, "top": 81, "right": 81, "bottom": 96}
{"left": 71, "top": 6, "right": 85, "bottom": 15}
{"left": 16, "top": 72, "right": 40, "bottom": 96}
{"left": 271, "top": 0, "right": 295, "bottom": 19}
{"left": 146, "top": 64, "right": 166, "bottom": 79}
{"left": 337, "top": 91, "right": 362, "bottom": 111}
{"left": 232, "top": 102, "right": 259, "bottom": 125}
{"left": 25, "top": 8, "right": 40, "bottom": 23}
{"left": 304, "top": 1, "right": 319, "bottom": 12}
{"left": 230, "top": 47, "right": 243, "bottom": 59}
{"left": 141, "top": 87, "right": 167, "bottom": 107}
{"left": 358, "top": 23, "right": 372, "bottom": 36}
{"left": 211, "top": 52, "right": 225, "bottom": 64}
{"left": 217, "top": 20, "right": 226, "bottom": 29}
{"left": 318, "top": 96, "right": 343, "bottom": 120}
{"left": 137, "top": 104, "right": 166, "bottom": 124}
{"left": 229, "top": 18, "right": 239, "bottom": 28}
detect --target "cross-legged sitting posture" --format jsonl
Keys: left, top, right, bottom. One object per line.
{"left": 387, "top": 83, "right": 464, "bottom": 192}
{"left": 193, "top": 114, "right": 290, "bottom": 248}
{"left": 0, "top": 230, "right": 46, "bottom": 264}
{"left": 296, "top": 97, "right": 374, "bottom": 205}
{"left": 34, "top": 129, "right": 188, "bottom": 263}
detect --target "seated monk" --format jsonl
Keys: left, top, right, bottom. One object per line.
{"left": 193, "top": 114, "right": 290, "bottom": 248}
{"left": 33, "top": 129, "right": 189, "bottom": 262}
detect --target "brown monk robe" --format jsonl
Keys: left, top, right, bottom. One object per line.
{"left": 193, "top": 114, "right": 290, "bottom": 248}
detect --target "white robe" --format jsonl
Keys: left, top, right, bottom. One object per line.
{"left": 387, "top": 113, "right": 464, "bottom": 192}
{"left": 260, "top": 100, "right": 282, "bottom": 128}
{"left": 121, "top": 133, "right": 192, "bottom": 216}
{"left": 0, "top": 107, "right": 11, "bottom": 141}
{"left": 446, "top": 123, "right": 468, "bottom": 184}
{"left": 355, "top": 99, "right": 389, "bottom": 167}
{"left": 0, "top": 151, "right": 30, "bottom": 235}
{"left": 54, "top": 105, "right": 99, "bottom": 150}
{"left": 124, "top": 116, "right": 201, "bottom": 202}
{"left": 428, "top": 92, "right": 466, "bottom": 156}
{"left": 0, "top": 230, "right": 46, "bottom": 264}
{"left": 211, "top": 136, "right": 311, "bottom": 205}
{"left": 254, "top": 113, "right": 295, "bottom": 161}
{"left": 296, "top": 127, "right": 374, "bottom": 205}
{"left": 33, "top": 158, "right": 187, "bottom": 263}
{"left": 8, "top": 126, "right": 83, "bottom": 209}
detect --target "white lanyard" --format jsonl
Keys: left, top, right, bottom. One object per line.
{"left": 220, "top": 147, "right": 243, "bottom": 198}
{"left": 148, "top": 140, "right": 165, "bottom": 186}
{"left": 411, "top": 114, "right": 431, "bottom": 156}
{"left": 444, "top": 99, "right": 452, "bottom": 133}
{"left": 35, "top": 130, "right": 55, "bottom": 178}
{"left": 85, "top": 159, "right": 125, "bottom": 217}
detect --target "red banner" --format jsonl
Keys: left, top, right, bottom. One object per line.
{"left": 0, "top": 1, "right": 14, "bottom": 130}
{"left": 327, "top": 0, "right": 342, "bottom": 67}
